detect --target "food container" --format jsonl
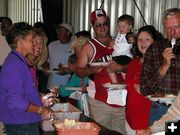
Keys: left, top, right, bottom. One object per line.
{"left": 41, "top": 102, "right": 81, "bottom": 132}
{"left": 54, "top": 122, "right": 101, "bottom": 135}
{"left": 52, "top": 102, "right": 70, "bottom": 112}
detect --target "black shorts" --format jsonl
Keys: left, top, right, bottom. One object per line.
{"left": 112, "top": 55, "right": 132, "bottom": 65}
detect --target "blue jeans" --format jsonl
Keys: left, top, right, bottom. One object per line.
{"left": 4, "top": 122, "right": 40, "bottom": 135}
{"left": 149, "top": 101, "right": 169, "bottom": 125}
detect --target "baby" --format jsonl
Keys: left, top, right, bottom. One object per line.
{"left": 110, "top": 14, "right": 134, "bottom": 83}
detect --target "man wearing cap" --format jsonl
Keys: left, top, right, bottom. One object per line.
{"left": 47, "top": 23, "right": 73, "bottom": 89}
{"left": 76, "top": 9, "right": 125, "bottom": 134}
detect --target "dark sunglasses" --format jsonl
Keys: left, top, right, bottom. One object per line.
{"left": 94, "top": 21, "right": 109, "bottom": 28}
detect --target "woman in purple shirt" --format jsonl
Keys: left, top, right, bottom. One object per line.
{"left": 0, "top": 22, "right": 53, "bottom": 135}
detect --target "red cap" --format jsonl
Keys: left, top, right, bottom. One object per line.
{"left": 90, "top": 9, "right": 106, "bottom": 24}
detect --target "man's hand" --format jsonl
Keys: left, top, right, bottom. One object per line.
{"left": 88, "top": 65, "right": 103, "bottom": 74}
{"left": 159, "top": 48, "right": 175, "bottom": 77}
{"left": 106, "top": 60, "right": 126, "bottom": 73}
{"left": 57, "top": 63, "right": 72, "bottom": 75}
{"left": 162, "top": 48, "right": 175, "bottom": 66}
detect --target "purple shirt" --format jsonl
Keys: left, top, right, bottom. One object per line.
{"left": 0, "top": 50, "right": 42, "bottom": 124}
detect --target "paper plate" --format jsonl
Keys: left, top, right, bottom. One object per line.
{"left": 103, "top": 83, "right": 126, "bottom": 90}
{"left": 149, "top": 97, "right": 176, "bottom": 102}
{"left": 61, "top": 65, "right": 68, "bottom": 68}
{"left": 89, "top": 62, "right": 110, "bottom": 67}
{"left": 46, "top": 70, "right": 60, "bottom": 74}
{"left": 65, "top": 87, "right": 82, "bottom": 91}
{"left": 148, "top": 95, "right": 176, "bottom": 105}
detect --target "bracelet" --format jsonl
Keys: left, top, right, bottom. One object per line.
{"left": 37, "top": 106, "right": 42, "bottom": 114}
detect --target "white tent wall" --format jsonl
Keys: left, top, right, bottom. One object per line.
{"left": 62, "top": 0, "right": 180, "bottom": 37}
{"left": 1, "top": 0, "right": 180, "bottom": 37}
{"left": 0, "top": 0, "right": 6, "bottom": 17}
{"left": 7, "top": 0, "right": 43, "bottom": 25}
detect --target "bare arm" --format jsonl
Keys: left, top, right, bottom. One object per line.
{"left": 107, "top": 60, "right": 127, "bottom": 73}
{"left": 27, "top": 103, "right": 53, "bottom": 119}
{"left": 75, "top": 42, "right": 102, "bottom": 78}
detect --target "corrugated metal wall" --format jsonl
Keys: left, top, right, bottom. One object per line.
{"left": 8, "top": 0, "right": 43, "bottom": 25}
{"left": 63, "top": 0, "right": 180, "bottom": 37}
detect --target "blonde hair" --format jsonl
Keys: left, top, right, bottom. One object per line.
{"left": 27, "top": 28, "right": 48, "bottom": 69}
{"left": 71, "top": 36, "right": 90, "bottom": 52}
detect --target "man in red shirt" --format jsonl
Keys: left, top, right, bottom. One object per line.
{"left": 75, "top": 9, "right": 125, "bottom": 134}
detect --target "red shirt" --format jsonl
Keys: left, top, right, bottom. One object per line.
{"left": 125, "top": 58, "right": 152, "bottom": 129}
{"left": 89, "top": 38, "right": 124, "bottom": 105}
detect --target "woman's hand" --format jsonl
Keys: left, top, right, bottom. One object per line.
{"left": 136, "top": 128, "right": 151, "bottom": 135}
{"left": 38, "top": 106, "right": 54, "bottom": 120}
{"left": 50, "top": 87, "right": 59, "bottom": 95}
{"left": 41, "top": 91, "right": 59, "bottom": 107}
{"left": 134, "top": 84, "right": 141, "bottom": 94}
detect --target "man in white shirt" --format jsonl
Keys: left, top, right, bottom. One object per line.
{"left": 47, "top": 23, "right": 73, "bottom": 89}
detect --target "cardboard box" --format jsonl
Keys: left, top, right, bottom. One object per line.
{"left": 41, "top": 102, "right": 81, "bottom": 132}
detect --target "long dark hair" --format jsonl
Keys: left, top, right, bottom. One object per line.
{"left": 131, "top": 25, "right": 164, "bottom": 58}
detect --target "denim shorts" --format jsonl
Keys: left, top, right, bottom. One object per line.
{"left": 149, "top": 101, "right": 169, "bottom": 125}
{"left": 4, "top": 122, "right": 40, "bottom": 135}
